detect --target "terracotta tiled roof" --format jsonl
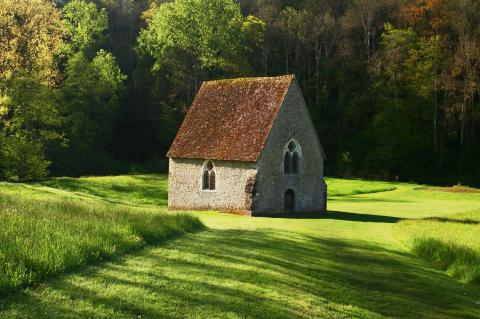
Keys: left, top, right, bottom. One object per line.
{"left": 167, "top": 75, "right": 294, "bottom": 161}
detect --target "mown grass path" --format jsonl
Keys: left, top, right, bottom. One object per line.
{"left": 1, "top": 176, "right": 479, "bottom": 318}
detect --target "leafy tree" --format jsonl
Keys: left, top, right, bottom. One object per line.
{"left": 59, "top": 50, "right": 126, "bottom": 175}
{"left": 365, "top": 24, "right": 444, "bottom": 178}
{"left": 0, "top": 0, "right": 63, "bottom": 84}
{"left": 0, "top": 73, "right": 63, "bottom": 180}
{"left": 0, "top": 0, "right": 64, "bottom": 180}
{"left": 406, "top": 35, "right": 443, "bottom": 153}
{"left": 373, "top": 24, "right": 418, "bottom": 107}
{"left": 53, "top": 0, "right": 127, "bottom": 175}
{"left": 0, "top": 134, "right": 50, "bottom": 181}
{"left": 274, "top": 7, "right": 309, "bottom": 73}
{"left": 61, "top": 0, "right": 109, "bottom": 57}
{"left": 137, "top": 0, "right": 265, "bottom": 82}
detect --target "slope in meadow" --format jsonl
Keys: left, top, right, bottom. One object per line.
{"left": 0, "top": 192, "right": 202, "bottom": 294}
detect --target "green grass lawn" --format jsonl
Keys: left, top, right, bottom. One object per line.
{"left": 394, "top": 210, "right": 480, "bottom": 284}
{"left": 0, "top": 175, "right": 479, "bottom": 318}
{"left": 326, "top": 178, "right": 397, "bottom": 196}
{"left": 39, "top": 175, "right": 170, "bottom": 206}
{"left": 0, "top": 175, "right": 169, "bottom": 206}
{"left": 0, "top": 188, "right": 202, "bottom": 295}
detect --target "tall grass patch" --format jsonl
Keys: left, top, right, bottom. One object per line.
{"left": 0, "top": 193, "right": 203, "bottom": 294}
{"left": 394, "top": 210, "right": 480, "bottom": 284}
{"left": 411, "top": 238, "right": 480, "bottom": 284}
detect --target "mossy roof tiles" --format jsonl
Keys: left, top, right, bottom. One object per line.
{"left": 167, "top": 75, "right": 294, "bottom": 162}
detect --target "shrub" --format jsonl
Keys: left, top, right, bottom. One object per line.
{"left": 0, "top": 135, "right": 50, "bottom": 181}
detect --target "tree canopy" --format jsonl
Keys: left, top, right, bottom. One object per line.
{"left": 0, "top": 0, "right": 479, "bottom": 185}
{"left": 62, "top": 0, "right": 109, "bottom": 57}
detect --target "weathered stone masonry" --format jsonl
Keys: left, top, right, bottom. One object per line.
{"left": 168, "top": 158, "right": 257, "bottom": 215}
{"left": 253, "top": 80, "right": 326, "bottom": 215}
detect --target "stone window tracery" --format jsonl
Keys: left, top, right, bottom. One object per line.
{"left": 202, "top": 160, "right": 216, "bottom": 190}
{"left": 284, "top": 140, "right": 301, "bottom": 175}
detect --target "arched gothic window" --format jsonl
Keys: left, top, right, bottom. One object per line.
{"left": 284, "top": 140, "right": 301, "bottom": 175}
{"left": 202, "top": 160, "right": 216, "bottom": 190}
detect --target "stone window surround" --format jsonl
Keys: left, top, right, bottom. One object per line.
{"left": 201, "top": 160, "right": 217, "bottom": 192}
{"left": 283, "top": 139, "right": 302, "bottom": 176}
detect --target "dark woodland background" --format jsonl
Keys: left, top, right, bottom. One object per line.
{"left": 1, "top": 0, "right": 480, "bottom": 185}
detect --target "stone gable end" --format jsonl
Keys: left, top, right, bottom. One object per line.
{"left": 253, "top": 80, "right": 326, "bottom": 215}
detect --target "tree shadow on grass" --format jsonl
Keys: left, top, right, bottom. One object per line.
{"left": 329, "top": 196, "right": 412, "bottom": 203}
{"left": 1, "top": 229, "right": 479, "bottom": 318}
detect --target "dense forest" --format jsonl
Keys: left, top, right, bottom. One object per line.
{"left": 1, "top": 0, "right": 479, "bottom": 185}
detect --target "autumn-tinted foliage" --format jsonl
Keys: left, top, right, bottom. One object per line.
{"left": 1, "top": 0, "right": 480, "bottom": 184}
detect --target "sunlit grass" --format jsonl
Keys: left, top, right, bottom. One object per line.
{"left": 394, "top": 210, "right": 480, "bottom": 284}
{"left": 39, "top": 175, "right": 169, "bottom": 206}
{"left": 0, "top": 193, "right": 203, "bottom": 294}
{"left": 0, "top": 175, "right": 480, "bottom": 318}
{"left": 325, "top": 178, "right": 397, "bottom": 197}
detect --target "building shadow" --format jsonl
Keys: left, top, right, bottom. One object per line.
{"left": 261, "top": 210, "right": 403, "bottom": 223}
{"left": 422, "top": 216, "right": 480, "bottom": 225}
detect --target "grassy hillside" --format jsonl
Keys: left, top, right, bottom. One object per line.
{"left": 0, "top": 191, "right": 202, "bottom": 294}
{"left": 40, "top": 175, "right": 169, "bottom": 206}
{"left": 0, "top": 175, "right": 169, "bottom": 206}
{"left": 0, "top": 175, "right": 479, "bottom": 318}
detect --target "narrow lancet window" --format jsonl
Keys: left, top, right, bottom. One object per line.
{"left": 202, "top": 169, "right": 209, "bottom": 190}
{"left": 284, "top": 152, "right": 291, "bottom": 174}
{"left": 202, "top": 160, "right": 216, "bottom": 190}
{"left": 209, "top": 170, "right": 216, "bottom": 190}
{"left": 291, "top": 152, "right": 299, "bottom": 174}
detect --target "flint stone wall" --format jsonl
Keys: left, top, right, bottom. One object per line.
{"left": 168, "top": 158, "right": 257, "bottom": 215}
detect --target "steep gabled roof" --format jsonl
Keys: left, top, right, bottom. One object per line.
{"left": 167, "top": 75, "right": 294, "bottom": 162}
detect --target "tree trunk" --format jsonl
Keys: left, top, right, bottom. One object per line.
{"left": 314, "top": 40, "right": 321, "bottom": 109}
{"left": 433, "top": 78, "right": 438, "bottom": 153}
{"left": 285, "top": 43, "right": 289, "bottom": 73}
{"left": 263, "top": 42, "right": 269, "bottom": 75}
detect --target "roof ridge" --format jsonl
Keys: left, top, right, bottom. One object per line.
{"left": 203, "top": 74, "right": 294, "bottom": 85}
